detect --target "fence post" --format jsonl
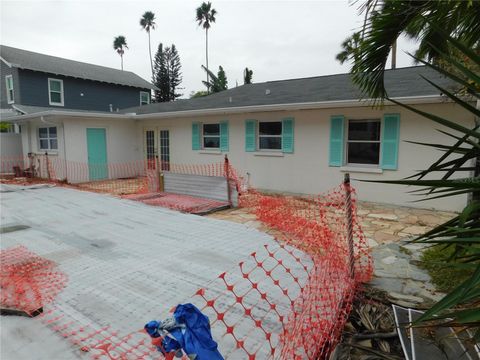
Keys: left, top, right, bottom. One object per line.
{"left": 344, "top": 173, "right": 355, "bottom": 280}
{"left": 224, "top": 154, "right": 232, "bottom": 206}
{"left": 45, "top": 152, "right": 51, "bottom": 181}
{"left": 155, "top": 155, "right": 162, "bottom": 192}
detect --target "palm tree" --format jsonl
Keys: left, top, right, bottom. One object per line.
{"left": 348, "top": 0, "right": 480, "bottom": 99}
{"left": 343, "top": 0, "right": 480, "bottom": 338}
{"left": 336, "top": 32, "right": 362, "bottom": 65}
{"left": 140, "top": 11, "right": 156, "bottom": 79}
{"left": 113, "top": 36, "right": 128, "bottom": 70}
{"left": 196, "top": 2, "right": 217, "bottom": 93}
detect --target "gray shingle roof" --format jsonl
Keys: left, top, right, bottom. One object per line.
{"left": 123, "top": 66, "right": 456, "bottom": 115}
{"left": 1, "top": 45, "right": 156, "bottom": 90}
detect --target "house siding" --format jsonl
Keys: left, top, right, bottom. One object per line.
{"left": 0, "top": 60, "right": 21, "bottom": 108}
{"left": 16, "top": 101, "right": 474, "bottom": 211}
{"left": 136, "top": 102, "right": 474, "bottom": 212}
{"left": 18, "top": 69, "right": 149, "bottom": 111}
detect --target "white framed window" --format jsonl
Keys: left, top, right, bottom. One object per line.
{"left": 346, "top": 119, "right": 381, "bottom": 165}
{"left": 5, "top": 75, "right": 14, "bottom": 104}
{"left": 258, "top": 121, "right": 282, "bottom": 150}
{"left": 38, "top": 127, "right": 58, "bottom": 151}
{"left": 202, "top": 123, "right": 220, "bottom": 149}
{"left": 140, "top": 91, "right": 150, "bottom": 105}
{"left": 48, "top": 78, "right": 64, "bottom": 106}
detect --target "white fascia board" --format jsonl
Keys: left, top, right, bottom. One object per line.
{"left": 6, "top": 94, "right": 449, "bottom": 123}
{"left": 7, "top": 110, "right": 133, "bottom": 123}
{"left": 0, "top": 56, "right": 12, "bottom": 68}
{"left": 135, "top": 95, "right": 448, "bottom": 120}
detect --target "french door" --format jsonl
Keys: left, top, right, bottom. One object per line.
{"left": 144, "top": 129, "right": 170, "bottom": 170}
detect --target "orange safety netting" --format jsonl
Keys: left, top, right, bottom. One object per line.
{"left": 0, "top": 155, "right": 245, "bottom": 201}
{"left": 187, "top": 182, "right": 372, "bottom": 359}
{"left": 1, "top": 154, "right": 371, "bottom": 359}
{"left": 0, "top": 246, "right": 68, "bottom": 315}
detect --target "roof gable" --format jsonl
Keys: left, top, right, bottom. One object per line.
{"left": 0, "top": 45, "right": 157, "bottom": 90}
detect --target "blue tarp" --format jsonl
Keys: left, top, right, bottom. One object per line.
{"left": 145, "top": 303, "right": 224, "bottom": 360}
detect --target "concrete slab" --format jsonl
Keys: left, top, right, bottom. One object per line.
{"left": 0, "top": 185, "right": 307, "bottom": 359}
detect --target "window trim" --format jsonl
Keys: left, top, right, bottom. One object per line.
{"left": 48, "top": 78, "right": 64, "bottom": 106}
{"left": 202, "top": 122, "right": 221, "bottom": 149}
{"left": 140, "top": 91, "right": 150, "bottom": 105}
{"left": 38, "top": 126, "right": 58, "bottom": 151}
{"left": 345, "top": 118, "right": 381, "bottom": 167}
{"left": 257, "top": 120, "right": 282, "bottom": 151}
{"left": 5, "top": 75, "right": 14, "bottom": 104}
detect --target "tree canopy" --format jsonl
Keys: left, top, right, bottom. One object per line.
{"left": 340, "top": 0, "right": 480, "bottom": 99}
{"left": 153, "top": 43, "right": 183, "bottom": 102}
{"left": 244, "top": 67, "right": 253, "bottom": 84}
{"left": 201, "top": 65, "right": 228, "bottom": 93}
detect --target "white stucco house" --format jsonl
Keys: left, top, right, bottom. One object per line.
{"left": 3, "top": 66, "right": 475, "bottom": 211}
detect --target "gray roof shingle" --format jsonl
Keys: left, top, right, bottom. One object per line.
{"left": 123, "top": 66, "right": 456, "bottom": 115}
{"left": 1, "top": 45, "right": 156, "bottom": 90}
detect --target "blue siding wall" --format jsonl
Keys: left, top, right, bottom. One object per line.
{"left": 18, "top": 69, "right": 149, "bottom": 111}
{"left": 0, "top": 61, "right": 21, "bottom": 108}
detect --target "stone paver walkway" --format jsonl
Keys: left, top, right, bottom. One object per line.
{"left": 207, "top": 200, "right": 456, "bottom": 247}
{"left": 207, "top": 201, "right": 456, "bottom": 307}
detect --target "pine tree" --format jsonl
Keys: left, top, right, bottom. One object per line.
{"left": 166, "top": 45, "right": 183, "bottom": 101}
{"left": 152, "top": 43, "right": 183, "bottom": 102}
{"left": 217, "top": 66, "right": 228, "bottom": 91}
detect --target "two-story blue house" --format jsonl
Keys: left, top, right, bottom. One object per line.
{"left": 0, "top": 45, "right": 157, "bottom": 114}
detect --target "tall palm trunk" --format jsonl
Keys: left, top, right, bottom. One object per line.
{"left": 206, "top": 28, "right": 209, "bottom": 94}
{"left": 121, "top": 54, "right": 123, "bottom": 71}
{"left": 148, "top": 31, "right": 154, "bottom": 79}
{"left": 391, "top": 40, "right": 397, "bottom": 69}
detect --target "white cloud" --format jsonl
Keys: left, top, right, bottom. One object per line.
{"left": 1, "top": 0, "right": 418, "bottom": 98}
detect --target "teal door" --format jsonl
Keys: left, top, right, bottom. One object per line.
{"left": 86, "top": 128, "right": 108, "bottom": 180}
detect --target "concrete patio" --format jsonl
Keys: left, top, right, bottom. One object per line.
{"left": 0, "top": 184, "right": 306, "bottom": 359}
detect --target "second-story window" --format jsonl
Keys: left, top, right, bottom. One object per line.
{"left": 48, "top": 78, "right": 64, "bottom": 106}
{"left": 140, "top": 91, "right": 150, "bottom": 105}
{"left": 5, "top": 75, "right": 14, "bottom": 104}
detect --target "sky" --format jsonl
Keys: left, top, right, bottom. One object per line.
{"left": 1, "top": 0, "right": 418, "bottom": 98}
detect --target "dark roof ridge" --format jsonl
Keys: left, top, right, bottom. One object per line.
{"left": 262, "top": 65, "right": 426, "bottom": 85}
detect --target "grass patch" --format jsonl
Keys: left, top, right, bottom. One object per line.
{"left": 419, "top": 245, "right": 476, "bottom": 293}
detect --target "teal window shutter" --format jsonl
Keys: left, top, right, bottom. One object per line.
{"left": 192, "top": 122, "right": 200, "bottom": 150}
{"left": 245, "top": 119, "right": 256, "bottom": 152}
{"left": 381, "top": 114, "right": 400, "bottom": 169}
{"left": 282, "top": 117, "right": 294, "bottom": 153}
{"left": 220, "top": 121, "right": 229, "bottom": 152}
{"left": 329, "top": 115, "right": 345, "bottom": 166}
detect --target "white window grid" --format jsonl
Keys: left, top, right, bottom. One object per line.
{"left": 258, "top": 121, "right": 282, "bottom": 150}
{"left": 202, "top": 123, "right": 220, "bottom": 149}
{"left": 48, "top": 78, "right": 64, "bottom": 106}
{"left": 38, "top": 127, "right": 58, "bottom": 151}
{"left": 5, "top": 75, "right": 14, "bottom": 104}
{"left": 346, "top": 119, "right": 381, "bottom": 166}
{"left": 140, "top": 91, "right": 150, "bottom": 105}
